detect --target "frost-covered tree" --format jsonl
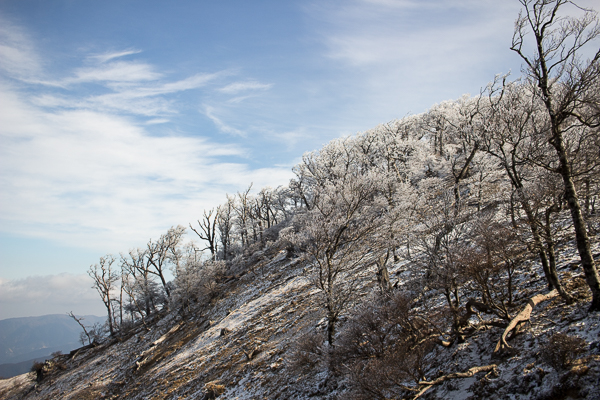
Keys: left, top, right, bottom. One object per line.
{"left": 511, "top": 0, "right": 600, "bottom": 310}
{"left": 217, "top": 199, "right": 234, "bottom": 261}
{"left": 483, "top": 80, "right": 573, "bottom": 302}
{"left": 190, "top": 209, "right": 219, "bottom": 261}
{"left": 172, "top": 242, "right": 226, "bottom": 317}
{"left": 120, "top": 248, "right": 162, "bottom": 323}
{"left": 290, "top": 138, "right": 386, "bottom": 345}
{"left": 88, "top": 255, "right": 118, "bottom": 336}
{"left": 146, "top": 225, "right": 186, "bottom": 300}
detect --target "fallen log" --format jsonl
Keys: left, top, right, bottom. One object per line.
{"left": 413, "top": 364, "right": 497, "bottom": 399}
{"left": 493, "top": 289, "right": 558, "bottom": 356}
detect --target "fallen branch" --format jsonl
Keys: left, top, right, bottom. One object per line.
{"left": 493, "top": 289, "right": 558, "bottom": 355}
{"left": 134, "top": 322, "right": 184, "bottom": 371}
{"left": 152, "top": 322, "right": 184, "bottom": 347}
{"left": 413, "top": 364, "right": 497, "bottom": 399}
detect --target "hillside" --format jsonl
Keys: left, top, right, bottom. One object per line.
{"left": 1, "top": 1, "right": 600, "bottom": 396}
{"left": 0, "top": 237, "right": 599, "bottom": 399}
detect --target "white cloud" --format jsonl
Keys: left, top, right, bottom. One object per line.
{"left": 29, "top": 71, "right": 223, "bottom": 117}
{"left": 156, "top": 73, "right": 223, "bottom": 94}
{"left": 0, "top": 15, "right": 43, "bottom": 81}
{"left": 319, "top": 1, "right": 516, "bottom": 68}
{"left": 72, "top": 61, "right": 162, "bottom": 83}
{"left": 0, "top": 16, "right": 297, "bottom": 263}
{"left": 204, "top": 105, "right": 245, "bottom": 136}
{"left": 218, "top": 81, "right": 273, "bottom": 94}
{"left": 146, "top": 118, "right": 170, "bottom": 125}
{"left": 359, "top": 0, "right": 493, "bottom": 10}
{"left": 270, "top": 129, "right": 311, "bottom": 150}
{"left": 0, "top": 274, "right": 105, "bottom": 319}
{"left": 0, "top": 82, "right": 292, "bottom": 252}
{"left": 89, "top": 49, "right": 142, "bottom": 63}
{"left": 298, "top": 0, "right": 528, "bottom": 122}
{"left": 32, "top": 91, "right": 176, "bottom": 116}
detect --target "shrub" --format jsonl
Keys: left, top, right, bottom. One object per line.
{"left": 288, "top": 331, "right": 325, "bottom": 373}
{"left": 31, "top": 361, "right": 45, "bottom": 382}
{"left": 333, "top": 292, "right": 441, "bottom": 398}
{"left": 203, "top": 380, "right": 225, "bottom": 399}
{"left": 540, "top": 333, "right": 587, "bottom": 370}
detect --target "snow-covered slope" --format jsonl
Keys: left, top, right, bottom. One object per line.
{"left": 1, "top": 241, "right": 599, "bottom": 400}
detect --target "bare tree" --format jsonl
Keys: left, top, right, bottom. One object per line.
{"left": 415, "top": 180, "right": 471, "bottom": 335}
{"left": 289, "top": 139, "right": 385, "bottom": 345}
{"left": 511, "top": 0, "right": 600, "bottom": 310}
{"left": 67, "top": 312, "right": 93, "bottom": 345}
{"left": 483, "top": 80, "right": 573, "bottom": 302}
{"left": 217, "top": 200, "right": 234, "bottom": 261}
{"left": 232, "top": 185, "right": 253, "bottom": 248}
{"left": 293, "top": 178, "right": 381, "bottom": 346}
{"left": 251, "top": 187, "right": 281, "bottom": 245}
{"left": 88, "top": 255, "right": 118, "bottom": 336}
{"left": 190, "top": 209, "right": 218, "bottom": 260}
{"left": 146, "top": 225, "right": 186, "bottom": 300}
{"left": 120, "top": 248, "right": 158, "bottom": 319}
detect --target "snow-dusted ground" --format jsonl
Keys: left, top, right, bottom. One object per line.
{"left": 1, "top": 240, "right": 599, "bottom": 399}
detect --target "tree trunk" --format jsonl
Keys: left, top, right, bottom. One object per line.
{"left": 516, "top": 188, "right": 572, "bottom": 303}
{"left": 376, "top": 250, "right": 392, "bottom": 292}
{"left": 551, "top": 130, "right": 600, "bottom": 311}
{"left": 326, "top": 313, "right": 337, "bottom": 346}
{"left": 106, "top": 300, "right": 114, "bottom": 336}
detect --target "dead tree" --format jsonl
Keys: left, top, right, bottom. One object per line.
{"left": 414, "top": 365, "right": 497, "bottom": 399}
{"left": 67, "top": 312, "right": 93, "bottom": 345}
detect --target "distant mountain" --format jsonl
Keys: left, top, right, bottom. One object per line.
{"left": 0, "top": 357, "right": 44, "bottom": 380}
{"left": 0, "top": 314, "right": 105, "bottom": 377}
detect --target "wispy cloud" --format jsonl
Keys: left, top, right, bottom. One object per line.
{"left": 300, "top": 0, "right": 525, "bottom": 121}
{"left": 1, "top": 83, "right": 293, "bottom": 250}
{"left": 71, "top": 61, "right": 162, "bottom": 83}
{"left": 148, "top": 73, "right": 222, "bottom": 95}
{"left": 146, "top": 118, "right": 170, "bottom": 125}
{"left": 88, "top": 49, "right": 142, "bottom": 63}
{"left": 218, "top": 80, "right": 272, "bottom": 94}
{"left": 29, "top": 71, "right": 223, "bottom": 117}
{"left": 0, "top": 16, "right": 293, "bottom": 255}
{"left": 318, "top": 0, "right": 516, "bottom": 68}
{"left": 0, "top": 15, "right": 43, "bottom": 81}
{"left": 358, "top": 0, "right": 491, "bottom": 10}
{"left": 271, "top": 129, "right": 310, "bottom": 150}
{"left": 204, "top": 105, "right": 245, "bottom": 136}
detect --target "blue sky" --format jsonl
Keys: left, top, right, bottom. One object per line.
{"left": 2, "top": 0, "right": 593, "bottom": 319}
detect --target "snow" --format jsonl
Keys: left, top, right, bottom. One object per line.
{"left": 4, "top": 236, "right": 600, "bottom": 399}
{"left": 163, "top": 274, "right": 310, "bottom": 370}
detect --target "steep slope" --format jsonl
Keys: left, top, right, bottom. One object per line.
{"left": 1, "top": 240, "right": 600, "bottom": 399}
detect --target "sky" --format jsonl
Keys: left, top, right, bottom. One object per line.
{"left": 1, "top": 0, "right": 594, "bottom": 319}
